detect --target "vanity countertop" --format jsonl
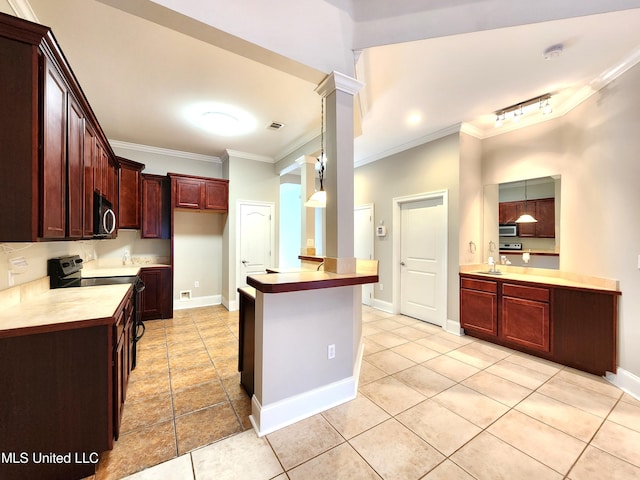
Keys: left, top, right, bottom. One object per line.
{"left": 460, "top": 264, "right": 620, "bottom": 294}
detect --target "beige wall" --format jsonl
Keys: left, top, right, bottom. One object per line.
{"left": 354, "top": 133, "right": 461, "bottom": 322}
{"left": 481, "top": 63, "right": 640, "bottom": 378}
{"left": 112, "top": 145, "right": 224, "bottom": 305}
{"left": 222, "top": 153, "right": 280, "bottom": 308}
{"left": 0, "top": 0, "right": 13, "bottom": 15}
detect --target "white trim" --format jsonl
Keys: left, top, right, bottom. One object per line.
{"left": 315, "top": 71, "right": 364, "bottom": 98}
{"left": 8, "top": 0, "right": 38, "bottom": 21}
{"left": 172, "top": 295, "right": 221, "bottom": 310}
{"left": 372, "top": 298, "right": 394, "bottom": 314}
{"left": 250, "top": 374, "right": 357, "bottom": 437}
{"left": 250, "top": 337, "right": 364, "bottom": 436}
{"left": 606, "top": 367, "right": 640, "bottom": 401}
{"left": 222, "top": 296, "right": 238, "bottom": 312}
{"left": 392, "top": 190, "right": 449, "bottom": 323}
{"left": 225, "top": 149, "right": 274, "bottom": 164}
{"left": 236, "top": 200, "right": 276, "bottom": 298}
{"left": 109, "top": 139, "right": 222, "bottom": 163}
{"left": 444, "top": 319, "right": 464, "bottom": 336}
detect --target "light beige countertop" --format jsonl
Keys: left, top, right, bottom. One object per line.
{"left": 81, "top": 259, "right": 170, "bottom": 278}
{"left": 460, "top": 264, "right": 620, "bottom": 293}
{"left": 0, "top": 283, "right": 131, "bottom": 338}
{"left": 248, "top": 260, "right": 379, "bottom": 294}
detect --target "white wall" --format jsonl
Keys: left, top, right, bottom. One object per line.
{"left": 481, "top": 63, "right": 640, "bottom": 380}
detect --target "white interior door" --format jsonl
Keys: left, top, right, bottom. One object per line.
{"left": 354, "top": 204, "right": 374, "bottom": 306}
{"left": 239, "top": 202, "right": 273, "bottom": 287}
{"left": 400, "top": 197, "right": 445, "bottom": 325}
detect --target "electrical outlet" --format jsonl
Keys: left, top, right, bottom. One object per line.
{"left": 327, "top": 344, "right": 335, "bottom": 359}
{"left": 379, "top": 283, "right": 383, "bottom": 291}
{"left": 194, "top": 281, "right": 200, "bottom": 288}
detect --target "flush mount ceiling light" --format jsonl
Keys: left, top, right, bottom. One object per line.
{"left": 185, "top": 102, "right": 256, "bottom": 136}
{"left": 494, "top": 93, "right": 552, "bottom": 127}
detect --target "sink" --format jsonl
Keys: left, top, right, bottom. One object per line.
{"left": 474, "top": 270, "right": 503, "bottom": 275}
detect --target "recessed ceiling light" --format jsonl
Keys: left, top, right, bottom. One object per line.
{"left": 185, "top": 102, "right": 256, "bottom": 136}
{"left": 407, "top": 113, "right": 422, "bottom": 125}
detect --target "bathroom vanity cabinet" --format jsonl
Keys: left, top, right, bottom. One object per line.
{"left": 460, "top": 272, "right": 619, "bottom": 375}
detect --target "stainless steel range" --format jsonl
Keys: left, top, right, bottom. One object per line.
{"left": 47, "top": 255, "right": 146, "bottom": 368}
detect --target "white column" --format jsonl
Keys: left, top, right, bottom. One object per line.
{"left": 315, "top": 72, "right": 364, "bottom": 273}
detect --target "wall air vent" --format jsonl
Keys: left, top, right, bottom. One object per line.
{"left": 267, "top": 121, "right": 285, "bottom": 131}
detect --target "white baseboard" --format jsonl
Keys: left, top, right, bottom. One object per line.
{"left": 371, "top": 298, "right": 394, "bottom": 313}
{"left": 172, "top": 294, "right": 221, "bottom": 310}
{"left": 444, "top": 318, "right": 463, "bottom": 336}
{"left": 250, "top": 375, "right": 357, "bottom": 437}
{"left": 606, "top": 367, "right": 640, "bottom": 401}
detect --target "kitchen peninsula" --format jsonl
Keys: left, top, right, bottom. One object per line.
{"left": 243, "top": 260, "right": 378, "bottom": 436}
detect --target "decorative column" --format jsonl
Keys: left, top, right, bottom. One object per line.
{"left": 299, "top": 155, "right": 317, "bottom": 256}
{"left": 315, "top": 72, "right": 364, "bottom": 274}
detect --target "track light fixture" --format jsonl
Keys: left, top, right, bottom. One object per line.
{"left": 495, "top": 94, "right": 552, "bottom": 127}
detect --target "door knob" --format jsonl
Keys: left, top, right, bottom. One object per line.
{"left": 400, "top": 261, "right": 406, "bottom": 266}
{"left": 241, "top": 260, "right": 248, "bottom": 264}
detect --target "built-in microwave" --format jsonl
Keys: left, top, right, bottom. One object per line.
{"left": 93, "top": 192, "right": 116, "bottom": 237}
{"left": 499, "top": 223, "right": 518, "bottom": 237}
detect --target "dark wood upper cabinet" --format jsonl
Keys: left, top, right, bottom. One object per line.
{"left": 141, "top": 174, "right": 170, "bottom": 239}
{"left": 67, "top": 94, "right": 85, "bottom": 239}
{"left": 118, "top": 157, "right": 145, "bottom": 230}
{"left": 498, "top": 198, "right": 555, "bottom": 238}
{"left": 0, "top": 13, "right": 117, "bottom": 242}
{"left": 40, "top": 58, "right": 67, "bottom": 239}
{"left": 169, "top": 173, "right": 229, "bottom": 212}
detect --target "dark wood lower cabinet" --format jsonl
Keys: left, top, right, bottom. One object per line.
{"left": 238, "top": 287, "right": 256, "bottom": 397}
{"left": 140, "top": 266, "right": 173, "bottom": 320}
{"left": 0, "top": 326, "right": 112, "bottom": 480}
{"left": 460, "top": 273, "right": 619, "bottom": 375}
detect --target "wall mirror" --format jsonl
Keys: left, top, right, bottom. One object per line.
{"left": 483, "top": 175, "right": 561, "bottom": 269}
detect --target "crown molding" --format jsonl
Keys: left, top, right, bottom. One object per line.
{"left": 109, "top": 139, "right": 222, "bottom": 163}
{"left": 315, "top": 71, "right": 365, "bottom": 97}
{"left": 224, "top": 149, "right": 274, "bottom": 163}
{"left": 8, "top": 0, "right": 39, "bottom": 22}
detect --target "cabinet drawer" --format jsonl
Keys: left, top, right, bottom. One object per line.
{"left": 461, "top": 277, "right": 497, "bottom": 293}
{"left": 503, "top": 283, "right": 549, "bottom": 302}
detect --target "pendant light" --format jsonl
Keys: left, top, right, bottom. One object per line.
{"left": 515, "top": 179, "right": 538, "bottom": 223}
{"left": 304, "top": 96, "right": 327, "bottom": 208}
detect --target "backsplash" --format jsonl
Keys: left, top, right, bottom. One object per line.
{"left": 0, "top": 230, "right": 169, "bottom": 292}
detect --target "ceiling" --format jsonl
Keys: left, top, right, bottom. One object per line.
{"left": 15, "top": 0, "right": 640, "bottom": 167}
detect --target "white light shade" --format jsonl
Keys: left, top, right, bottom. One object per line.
{"left": 515, "top": 213, "right": 537, "bottom": 223}
{"left": 304, "top": 190, "right": 326, "bottom": 208}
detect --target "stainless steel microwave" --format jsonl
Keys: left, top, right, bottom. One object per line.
{"left": 93, "top": 192, "right": 116, "bottom": 237}
{"left": 499, "top": 224, "right": 518, "bottom": 237}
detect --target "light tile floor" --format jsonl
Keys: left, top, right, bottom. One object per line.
{"left": 96, "top": 305, "right": 640, "bottom": 479}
